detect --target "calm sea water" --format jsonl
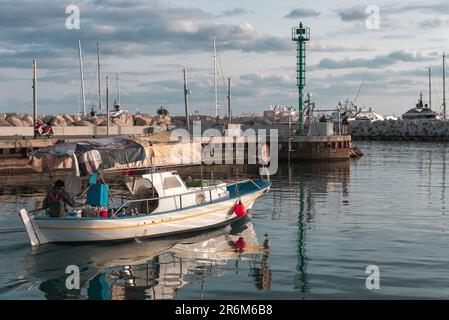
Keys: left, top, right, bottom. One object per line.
{"left": 2, "top": 140, "right": 449, "bottom": 299}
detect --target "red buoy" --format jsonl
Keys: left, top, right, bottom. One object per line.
{"left": 233, "top": 237, "right": 246, "bottom": 253}
{"left": 234, "top": 200, "right": 246, "bottom": 217}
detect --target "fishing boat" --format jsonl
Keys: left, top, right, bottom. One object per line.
{"left": 19, "top": 137, "right": 271, "bottom": 246}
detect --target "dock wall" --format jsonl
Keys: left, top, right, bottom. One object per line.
{"left": 0, "top": 126, "right": 148, "bottom": 138}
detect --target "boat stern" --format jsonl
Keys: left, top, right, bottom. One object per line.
{"left": 19, "top": 209, "right": 47, "bottom": 246}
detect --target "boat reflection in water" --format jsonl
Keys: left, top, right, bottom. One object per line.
{"left": 20, "top": 218, "right": 270, "bottom": 299}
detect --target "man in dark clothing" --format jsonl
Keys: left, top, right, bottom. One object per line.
{"left": 42, "top": 180, "right": 80, "bottom": 217}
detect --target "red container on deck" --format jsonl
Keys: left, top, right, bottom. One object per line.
{"left": 100, "top": 210, "right": 108, "bottom": 218}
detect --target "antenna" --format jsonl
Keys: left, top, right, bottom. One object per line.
{"left": 291, "top": 22, "right": 310, "bottom": 135}
{"left": 213, "top": 35, "right": 219, "bottom": 117}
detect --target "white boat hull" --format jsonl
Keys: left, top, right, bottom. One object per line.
{"left": 20, "top": 187, "right": 267, "bottom": 245}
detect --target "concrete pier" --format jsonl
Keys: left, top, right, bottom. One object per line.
{"left": 0, "top": 129, "right": 261, "bottom": 175}
{"left": 0, "top": 125, "right": 149, "bottom": 139}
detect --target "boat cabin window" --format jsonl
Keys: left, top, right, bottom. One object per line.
{"left": 163, "top": 176, "right": 182, "bottom": 189}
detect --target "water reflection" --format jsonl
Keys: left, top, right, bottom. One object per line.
{"left": 442, "top": 148, "right": 446, "bottom": 211}
{"left": 295, "top": 180, "right": 309, "bottom": 292}
{"left": 20, "top": 218, "right": 270, "bottom": 300}
{"left": 282, "top": 161, "right": 351, "bottom": 293}
{"left": 7, "top": 142, "right": 449, "bottom": 298}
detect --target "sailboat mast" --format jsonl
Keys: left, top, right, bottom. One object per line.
{"left": 97, "top": 42, "right": 102, "bottom": 114}
{"left": 106, "top": 76, "right": 109, "bottom": 134}
{"left": 227, "top": 77, "right": 232, "bottom": 124}
{"left": 116, "top": 73, "right": 120, "bottom": 105}
{"left": 183, "top": 69, "right": 190, "bottom": 134}
{"left": 443, "top": 52, "right": 446, "bottom": 120}
{"left": 428, "top": 67, "right": 431, "bottom": 109}
{"left": 78, "top": 40, "right": 86, "bottom": 116}
{"left": 213, "top": 35, "right": 218, "bottom": 117}
{"left": 32, "top": 60, "right": 37, "bottom": 139}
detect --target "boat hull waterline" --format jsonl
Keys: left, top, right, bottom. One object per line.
{"left": 19, "top": 185, "right": 269, "bottom": 246}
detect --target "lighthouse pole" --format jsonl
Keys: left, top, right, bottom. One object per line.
{"left": 291, "top": 22, "right": 310, "bottom": 135}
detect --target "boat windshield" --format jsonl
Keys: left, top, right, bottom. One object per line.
{"left": 125, "top": 177, "right": 159, "bottom": 214}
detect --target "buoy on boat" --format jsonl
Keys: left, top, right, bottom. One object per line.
{"left": 234, "top": 200, "right": 246, "bottom": 217}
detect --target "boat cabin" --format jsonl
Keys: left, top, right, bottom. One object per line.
{"left": 402, "top": 93, "right": 440, "bottom": 120}
{"left": 122, "top": 171, "right": 229, "bottom": 215}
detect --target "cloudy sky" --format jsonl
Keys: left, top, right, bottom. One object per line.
{"left": 0, "top": 0, "right": 447, "bottom": 116}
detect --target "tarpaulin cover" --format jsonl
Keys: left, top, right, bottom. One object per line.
{"left": 29, "top": 137, "right": 202, "bottom": 175}
{"left": 30, "top": 137, "right": 148, "bottom": 176}
{"left": 105, "top": 141, "right": 202, "bottom": 172}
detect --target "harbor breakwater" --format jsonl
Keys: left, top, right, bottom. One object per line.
{"left": 348, "top": 119, "right": 449, "bottom": 141}
{"left": 0, "top": 112, "right": 275, "bottom": 137}
{"left": 0, "top": 112, "right": 171, "bottom": 128}
{"left": 0, "top": 112, "right": 275, "bottom": 129}
{"left": 6, "top": 112, "right": 449, "bottom": 142}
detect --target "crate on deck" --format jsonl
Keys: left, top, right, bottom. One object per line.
{"left": 86, "top": 184, "right": 109, "bottom": 207}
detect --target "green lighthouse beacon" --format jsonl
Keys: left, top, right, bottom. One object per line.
{"left": 291, "top": 22, "right": 310, "bottom": 135}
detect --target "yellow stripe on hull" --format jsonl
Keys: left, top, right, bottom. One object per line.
{"left": 37, "top": 192, "right": 262, "bottom": 231}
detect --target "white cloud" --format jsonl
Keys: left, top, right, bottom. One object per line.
{"left": 167, "top": 20, "right": 200, "bottom": 33}
{"left": 239, "top": 22, "right": 255, "bottom": 34}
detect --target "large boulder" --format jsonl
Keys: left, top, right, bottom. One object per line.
{"left": 234, "top": 116, "right": 255, "bottom": 126}
{"left": 134, "top": 114, "right": 153, "bottom": 126}
{"left": 50, "top": 115, "right": 67, "bottom": 126}
{"left": 0, "top": 113, "right": 6, "bottom": 121}
{"left": 90, "top": 116, "right": 106, "bottom": 126}
{"left": 72, "top": 115, "right": 82, "bottom": 123}
{"left": 40, "top": 115, "right": 53, "bottom": 124}
{"left": 155, "top": 115, "right": 171, "bottom": 125}
{"left": 111, "top": 112, "right": 133, "bottom": 126}
{"left": 22, "top": 115, "right": 33, "bottom": 126}
{"left": 62, "top": 115, "right": 75, "bottom": 126}
{"left": 0, "top": 119, "right": 11, "bottom": 126}
{"left": 263, "top": 110, "right": 275, "bottom": 120}
{"left": 6, "top": 115, "right": 26, "bottom": 126}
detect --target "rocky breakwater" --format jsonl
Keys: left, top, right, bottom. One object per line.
{"left": 0, "top": 112, "right": 172, "bottom": 130}
{"left": 349, "top": 119, "right": 449, "bottom": 141}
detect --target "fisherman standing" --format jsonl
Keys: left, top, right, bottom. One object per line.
{"left": 42, "top": 180, "right": 82, "bottom": 217}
